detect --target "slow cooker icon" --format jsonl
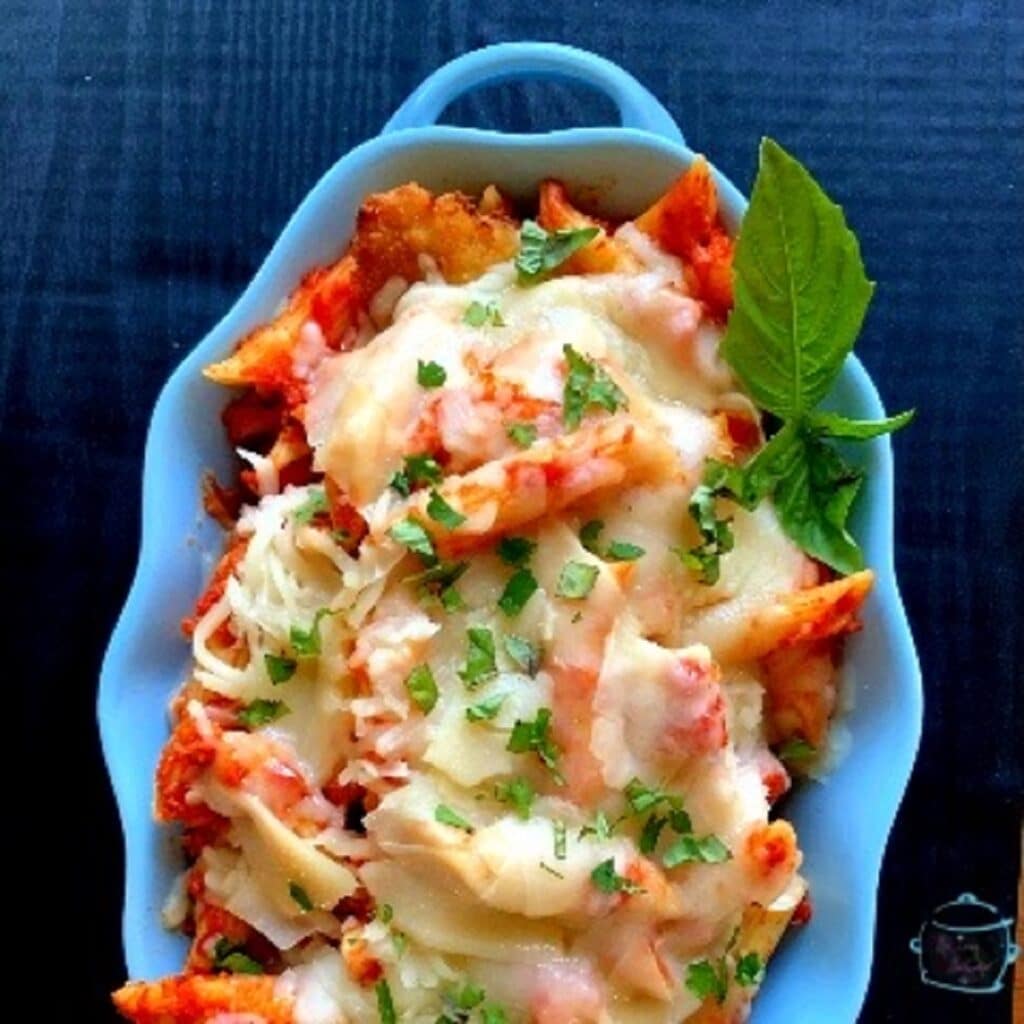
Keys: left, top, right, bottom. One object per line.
{"left": 909, "top": 892, "right": 1020, "bottom": 994}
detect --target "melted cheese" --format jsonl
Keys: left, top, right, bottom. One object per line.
{"left": 176, "top": 253, "right": 819, "bottom": 1024}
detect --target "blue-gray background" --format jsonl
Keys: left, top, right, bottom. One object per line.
{"left": 3, "top": 2, "right": 1021, "bottom": 1020}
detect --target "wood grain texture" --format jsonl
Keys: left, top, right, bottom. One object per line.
{"left": 1, "top": 1, "right": 1021, "bottom": 1021}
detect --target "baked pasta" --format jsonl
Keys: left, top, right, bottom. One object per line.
{"left": 114, "top": 149, "right": 892, "bottom": 1024}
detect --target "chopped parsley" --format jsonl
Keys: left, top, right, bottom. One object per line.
{"left": 465, "top": 692, "right": 508, "bottom": 722}
{"left": 237, "top": 699, "right": 290, "bottom": 729}
{"left": 497, "top": 535, "right": 537, "bottom": 566}
{"left": 264, "top": 653, "right": 297, "bottom": 684}
{"left": 494, "top": 776, "right": 535, "bottom": 819}
{"left": 427, "top": 489, "right": 467, "bottom": 530}
{"left": 579, "top": 810, "right": 615, "bottom": 841}
{"left": 435, "top": 804, "right": 475, "bottom": 832}
{"left": 406, "top": 664, "right": 439, "bottom": 713}
{"left": 515, "top": 220, "right": 600, "bottom": 283}
{"left": 417, "top": 360, "right": 447, "bottom": 388}
{"left": 735, "top": 951, "right": 765, "bottom": 987}
{"left": 639, "top": 813, "right": 670, "bottom": 854}
{"left": 562, "top": 344, "right": 627, "bottom": 429}
{"left": 212, "top": 937, "right": 263, "bottom": 975}
{"left": 507, "top": 708, "right": 563, "bottom": 781}
{"left": 624, "top": 778, "right": 683, "bottom": 815}
{"left": 375, "top": 978, "right": 397, "bottom": 1024}
{"left": 556, "top": 560, "right": 599, "bottom": 599}
{"left": 407, "top": 559, "right": 468, "bottom": 611}
{"left": 390, "top": 517, "right": 437, "bottom": 565}
{"left": 579, "top": 519, "right": 605, "bottom": 553}
{"left": 590, "top": 858, "right": 644, "bottom": 895}
{"left": 463, "top": 300, "right": 505, "bottom": 327}
{"left": 458, "top": 626, "right": 497, "bottom": 688}
{"left": 288, "top": 881, "right": 314, "bottom": 912}
{"left": 293, "top": 488, "right": 328, "bottom": 524}
{"left": 497, "top": 567, "right": 538, "bottom": 616}
{"left": 377, "top": 903, "right": 394, "bottom": 924}
{"left": 503, "top": 633, "right": 540, "bottom": 675}
{"left": 506, "top": 422, "right": 538, "bottom": 448}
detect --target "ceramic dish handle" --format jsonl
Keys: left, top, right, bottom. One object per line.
{"left": 383, "top": 42, "right": 684, "bottom": 143}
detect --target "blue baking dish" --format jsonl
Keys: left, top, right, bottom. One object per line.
{"left": 98, "top": 42, "right": 922, "bottom": 1022}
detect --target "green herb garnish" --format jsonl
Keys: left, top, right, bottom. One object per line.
{"left": 735, "top": 951, "right": 765, "bottom": 987}
{"left": 435, "top": 804, "right": 475, "bottom": 832}
{"left": 506, "top": 422, "right": 538, "bottom": 448}
{"left": 503, "top": 634, "right": 540, "bottom": 675}
{"left": 662, "top": 833, "right": 731, "bottom": 868}
{"left": 390, "top": 517, "right": 437, "bottom": 565}
{"left": 703, "top": 138, "right": 913, "bottom": 575}
{"left": 212, "top": 937, "right": 263, "bottom": 975}
{"left": 507, "top": 707, "right": 563, "bottom": 781}
{"left": 406, "top": 664, "right": 439, "bottom": 713}
{"left": 463, "top": 300, "right": 505, "bottom": 327}
{"left": 238, "top": 699, "right": 290, "bottom": 729}
{"left": 778, "top": 737, "right": 818, "bottom": 762}
{"left": 515, "top": 220, "right": 599, "bottom": 283}
{"left": 466, "top": 692, "right": 508, "bottom": 722}
{"left": 293, "top": 488, "right": 328, "bottom": 524}
{"left": 264, "top": 653, "right": 297, "bottom": 684}
{"left": 498, "top": 567, "right": 538, "bottom": 616}
{"left": 375, "top": 978, "right": 397, "bottom": 1024}
{"left": 427, "top": 489, "right": 467, "bottom": 530}
{"left": 497, "top": 535, "right": 536, "bottom": 566}
{"left": 556, "top": 560, "right": 599, "bottom": 599}
{"left": 390, "top": 453, "right": 444, "bottom": 496}
{"left": 553, "top": 820, "right": 567, "bottom": 860}
{"left": 494, "top": 776, "right": 535, "bottom": 819}
{"left": 458, "top": 626, "right": 497, "bottom": 688}
{"left": 561, "top": 344, "right": 627, "bottom": 429}
{"left": 685, "top": 959, "right": 728, "bottom": 1004}
{"left": 288, "top": 881, "right": 314, "bottom": 912}
{"left": 590, "top": 858, "right": 644, "bottom": 895}
{"left": 417, "top": 360, "right": 447, "bottom": 388}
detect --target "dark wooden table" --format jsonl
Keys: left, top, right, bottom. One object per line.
{"left": 3, "top": 2, "right": 1021, "bottom": 1020}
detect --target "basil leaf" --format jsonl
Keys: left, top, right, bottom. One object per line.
{"left": 293, "top": 488, "right": 328, "bottom": 524}
{"left": 417, "top": 360, "right": 447, "bottom": 388}
{"left": 556, "top": 560, "right": 599, "bottom": 599}
{"left": 458, "top": 626, "right": 497, "bottom": 688}
{"left": 685, "top": 959, "right": 728, "bottom": 1004}
{"left": 494, "top": 776, "right": 535, "bottom": 818}
{"left": 772, "top": 432, "right": 865, "bottom": 574}
{"left": 375, "top": 979, "right": 397, "bottom": 1024}
{"left": 722, "top": 138, "right": 874, "bottom": 419}
{"left": 264, "top": 653, "right": 297, "bottom": 685}
{"left": 662, "top": 833, "right": 731, "bottom": 868}
{"left": 237, "top": 698, "right": 290, "bottom": 729}
{"left": 427, "top": 490, "right": 467, "bottom": 530}
{"left": 390, "top": 518, "right": 437, "bottom": 565}
{"left": 497, "top": 535, "right": 536, "bottom": 566}
{"left": 406, "top": 664, "right": 439, "bottom": 713}
{"left": 435, "top": 804, "right": 474, "bottom": 832}
{"left": 464, "top": 300, "right": 504, "bottom": 327}
{"left": 465, "top": 692, "right": 507, "bottom": 722}
{"left": 515, "top": 220, "right": 600, "bottom": 282}
{"left": 808, "top": 408, "right": 916, "bottom": 439}
{"left": 503, "top": 634, "right": 540, "bottom": 675}
{"left": 497, "top": 567, "right": 538, "bottom": 616}
{"left": 288, "top": 881, "right": 314, "bottom": 912}
{"left": 506, "top": 422, "right": 537, "bottom": 448}
{"left": 735, "top": 951, "right": 765, "bottom": 986}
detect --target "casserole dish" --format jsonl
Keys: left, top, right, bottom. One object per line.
{"left": 99, "top": 42, "right": 922, "bottom": 1023}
